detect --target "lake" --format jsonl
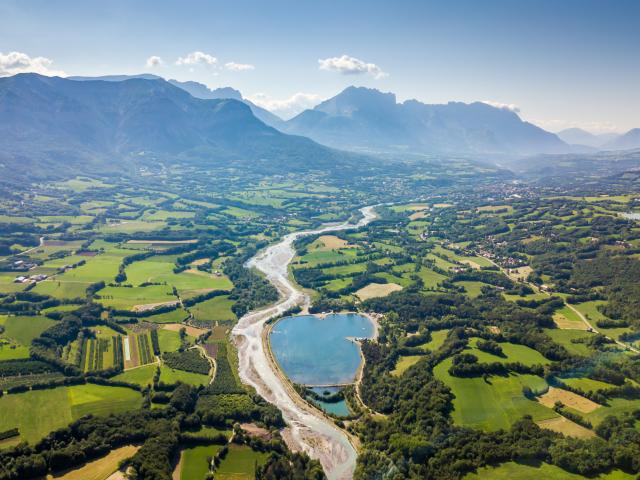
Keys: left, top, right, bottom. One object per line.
{"left": 309, "top": 387, "right": 351, "bottom": 417}
{"left": 269, "top": 313, "right": 374, "bottom": 385}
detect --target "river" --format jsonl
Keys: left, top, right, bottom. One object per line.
{"left": 231, "top": 206, "right": 377, "bottom": 480}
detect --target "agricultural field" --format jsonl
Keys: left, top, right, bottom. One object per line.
{"left": 96, "top": 284, "right": 176, "bottom": 311}
{"left": 179, "top": 444, "right": 223, "bottom": 480}
{"left": 215, "top": 444, "right": 270, "bottom": 480}
{"left": 355, "top": 282, "right": 403, "bottom": 300}
{"left": 0, "top": 383, "right": 142, "bottom": 443}
{"left": 49, "top": 445, "right": 139, "bottom": 480}
{"left": 125, "top": 256, "right": 233, "bottom": 298}
{"left": 465, "top": 462, "right": 635, "bottom": 480}
{"left": 433, "top": 357, "right": 558, "bottom": 431}
{"left": 189, "top": 295, "right": 237, "bottom": 323}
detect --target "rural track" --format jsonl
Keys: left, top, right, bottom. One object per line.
{"left": 480, "top": 254, "right": 640, "bottom": 353}
{"left": 232, "top": 206, "right": 378, "bottom": 480}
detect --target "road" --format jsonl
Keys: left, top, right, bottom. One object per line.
{"left": 0, "top": 236, "right": 44, "bottom": 262}
{"left": 482, "top": 254, "right": 639, "bottom": 353}
{"left": 232, "top": 206, "right": 377, "bottom": 480}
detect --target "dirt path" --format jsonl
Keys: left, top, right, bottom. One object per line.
{"left": 0, "top": 236, "right": 44, "bottom": 262}
{"left": 232, "top": 206, "right": 377, "bottom": 480}
{"left": 192, "top": 345, "right": 217, "bottom": 385}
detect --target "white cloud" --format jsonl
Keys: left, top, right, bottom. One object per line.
{"left": 247, "top": 92, "right": 322, "bottom": 119}
{"left": 318, "top": 54, "right": 387, "bottom": 79}
{"left": 176, "top": 51, "right": 218, "bottom": 66}
{"left": 0, "top": 51, "right": 65, "bottom": 77}
{"left": 145, "top": 55, "right": 164, "bottom": 68}
{"left": 482, "top": 100, "right": 520, "bottom": 113}
{"left": 224, "top": 62, "right": 255, "bottom": 72}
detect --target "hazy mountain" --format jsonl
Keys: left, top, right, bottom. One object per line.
{"left": 69, "top": 74, "right": 284, "bottom": 130}
{"left": 556, "top": 128, "right": 619, "bottom": 148}
{"left": 68, "top": 74, "right": 162, "bottom": 82}
{"left": 284, "top": 86, "right": 569, "bottom": 156}
{"left": 167, "top": 79, "right": 284, "bottom": 129}
{"left": 0, "top": 73, "right": 364, "bottom": 179}
{"left": 603, "top": 128, "right": 640, "bottom": 151}
{"left": 506, "top": 148, "right": 640, "bottom": 183}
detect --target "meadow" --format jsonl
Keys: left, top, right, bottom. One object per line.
{"left": 465, "top": 462, "right": 635, "bottom": 480}
{"left": 0, "top": 384, "right": 142, "bottom": 443}
{"left": 433, "top": 357, "right": 557, "bottom": 431}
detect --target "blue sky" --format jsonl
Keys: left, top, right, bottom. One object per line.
{"left": 1, "top": 0, "right": 638, "bottom": 131}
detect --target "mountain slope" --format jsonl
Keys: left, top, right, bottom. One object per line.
{"left": 70, "top": 74, "right": 284, "bottom": 129}
{"left": 556, "top": 128, "right": 619, "bottom": 148}
{"left": 284, "top": 86, "right": 569, "bottom": 156}
{"left": 167, "top": 79, "right": 285, "bottom": 129}
{"left": 0, "top": 73, "right": 364, "bottom": 179}
{"left": 603, "top": 128, "right": 640, "bottom": 151}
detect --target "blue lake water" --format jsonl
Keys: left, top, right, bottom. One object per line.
{"left": 270, "top": 313, "right": 374, "bottom": 385}
{"left": 309, "top": 386, "right": 351, "bottom": 417}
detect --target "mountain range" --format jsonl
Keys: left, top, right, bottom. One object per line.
{"left": 281, "top": 86, "right": 570, "bottom": 156}
{"left": 69, "top": 74, "right": 285, "bottom": 130}
{"left": 0, "top": 73, "right": 366, "bottom": 180}
{"left": 1, "top": 73, "right": 638, "bottom": 182}
{"left": 556, "top": 128, "right": 619, "bottom": 148}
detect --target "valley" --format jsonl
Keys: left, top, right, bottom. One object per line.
{"left": 0, "top": 71, "right": 639, "bottom": 480}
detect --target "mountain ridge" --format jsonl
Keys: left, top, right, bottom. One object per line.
{"left": 0, "top": 73, "right": 366, "bottom": 180}
{"left": 283, "top": 86, "right": 570, "bottom": 156}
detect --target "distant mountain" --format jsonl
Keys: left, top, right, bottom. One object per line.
{"left": 69, "top": 74, "right": 284, "bottom": 130}
{"left": 283, "top": 86, "right": 570, "bottom": 156}
{"left": 68, "top": 74, "right": 162, "bottom": 82}
{"left": 167, "top": 79, "right": 284, "bottom": 129}
{"left": 0, "top": 73, "right": 364, "bottom": 180}
{"left": 603, "top": 128, "right": 640, "bottom": 151}
{"left": 505, "top": 148, "right": 640, "bottom": 183}
{"left": 556, "top": 128, "right": 619, "bottom": 148}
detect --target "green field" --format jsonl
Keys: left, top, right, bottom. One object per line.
{"left": 33, "top": 279, "right": 90, "bottom": 299}
{"left": 143, "top": 210, "right": 195, "bottom": 221}
{"left": 158, "top": 329, "right": 182, "bottom": 352}
{"left": 98, "top": 220, "right": 166, "bottom": 234}
{"left": 421, "top": 329, "right": 450, "bottom": 352}
{"left": 97, "top": 284, "right": 176, "bottom": 310}
{"left": 415, "top": 266, "right": 447, "bottom": 289}
{"left": 465, "top": 462, "right": 635, "bottom": 479}
{"left": 456, "top": 280, "right": 487, "bottom": 298}
{"left": 113, "top": 364, "right": 156, "bottom": 386}
{"left": 391, "top": 355, "right": 424, "bottom": 376}
{"left": 1, "top": 315, "right": 55, "bottom": 345}
{"left": 0, "top": 384, "right": 142, "bottom": 443}
{"left": 560, "top": 376, "right": 616, "bottom": 393}
{"left": 160, "top": 366, "right": 210, "bottom": 386}
{"left": 125, "top": 257, "right": 233, "bottom": 297}
{"left": 216, "top": 444, "right": 270, "bottom": 480}
{"left": 180, "top": 444, "right": 223, "bottom": 480}
{"left": 0, "top": 340, "right": 29, "bottom": 360}
{"left": 190, "top": 295, "right": 237, "bottom": 323}
{"left": 466, "top": 338, "right": 550, "bottom": 366}
{"left": 543, "top": 329, "right": 593, "bottom": 356}
{"left": 433, "top": 357, "right": 557, "bottom": 431}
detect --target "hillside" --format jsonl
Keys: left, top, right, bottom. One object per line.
{"left": 603, "top": 128, "right": 640, "bottom": 151}
{"left": 0, "top": 74, "right": 363, "bottom": 180}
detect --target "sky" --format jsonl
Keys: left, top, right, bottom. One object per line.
{"left": 1, "top": 0, "right": 638, "bottom": 131}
